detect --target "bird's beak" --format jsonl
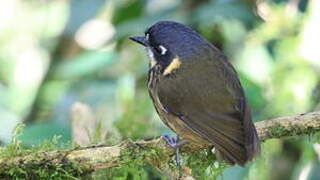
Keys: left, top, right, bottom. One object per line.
{"left": 129, "top": 36, "right": 148, "bottom": 47}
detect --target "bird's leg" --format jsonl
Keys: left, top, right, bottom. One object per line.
{"left": 161, "top": 134, "right": 188, "bottom": 175}
{"left": 161, "top": 134, "right": 188, "bottom": 149}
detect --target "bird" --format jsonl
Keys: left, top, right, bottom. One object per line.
{"left": 129, "top": 21, "right": 260, "bottom": 166}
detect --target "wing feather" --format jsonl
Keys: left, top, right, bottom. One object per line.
{"left": 156, "top": 56, "right": 259, "bottom": 165}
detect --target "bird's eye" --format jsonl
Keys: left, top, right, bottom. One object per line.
{"left": 154, "top": 45, "right": 167, "bottom": 55}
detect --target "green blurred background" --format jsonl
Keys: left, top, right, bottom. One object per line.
{"left": 0, "top": 0, "right": 320, "bottom": 179}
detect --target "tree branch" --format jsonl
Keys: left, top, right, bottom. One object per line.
{"left": 1, "top": 111, "right": 320, "bottom": 179}
{"left": 256, "top": 111, "right": 320, "bottom": 141}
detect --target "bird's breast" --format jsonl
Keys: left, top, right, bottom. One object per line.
{"left": 147, "top": 67, "right": 209, "bottom": 145}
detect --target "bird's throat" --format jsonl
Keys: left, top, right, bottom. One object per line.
{"left": 146, "top": 47, "right": 157, "bottom": 68}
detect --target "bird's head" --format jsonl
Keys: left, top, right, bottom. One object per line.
{"left": 130, "top": 21, "right": 212, "bottom": 71}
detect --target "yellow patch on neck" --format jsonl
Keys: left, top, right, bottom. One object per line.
{"left": 163, "top": 58, "right": 182, "bottom": 76}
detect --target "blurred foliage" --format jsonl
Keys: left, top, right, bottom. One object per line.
{"left": 0, "top": 0, "right": 320, "bottom": 179}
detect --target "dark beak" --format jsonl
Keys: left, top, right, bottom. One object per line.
{"left": 129, "top": 36, "right": 148, "bottom": 47}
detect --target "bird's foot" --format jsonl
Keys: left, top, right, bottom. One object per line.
{"left": 161, "top": 134, "right": 188, "bottom": 177}
{"left": 161, "top": 134, "right": 188, "bottom": 149}
{"left": 161, "top": 134, "right": 179, "bottom": 148}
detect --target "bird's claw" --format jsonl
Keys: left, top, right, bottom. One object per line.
{"left": 161, "top": 134, "right": 180, "bottom": 149}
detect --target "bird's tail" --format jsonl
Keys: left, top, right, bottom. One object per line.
{"left": 215, "top": 101, "right": 260, "bottom": 166}
{"left": 243, "top": 101, "right": 260, "bottom": 163}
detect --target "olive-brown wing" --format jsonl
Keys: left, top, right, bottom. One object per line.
{"left": 157, "top": 60, "right": 252, "bottom": 165}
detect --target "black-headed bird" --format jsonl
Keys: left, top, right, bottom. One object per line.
{"left": 130, "top": 21, "right": 260, "bottom": 166}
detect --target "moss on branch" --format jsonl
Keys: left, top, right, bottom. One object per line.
{"left": 1, "top": 111, "right": 320, "bottom": 179}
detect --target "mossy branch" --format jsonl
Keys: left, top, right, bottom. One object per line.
{"left": 256, "top": 111, "right": 320, "bottom": 141}
{"left": 1, "top": 111, "right": 320, "bottom": 179}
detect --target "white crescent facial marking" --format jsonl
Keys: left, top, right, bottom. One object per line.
{"left": 159, "top": 45, "right": 167, "bottom": 55}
